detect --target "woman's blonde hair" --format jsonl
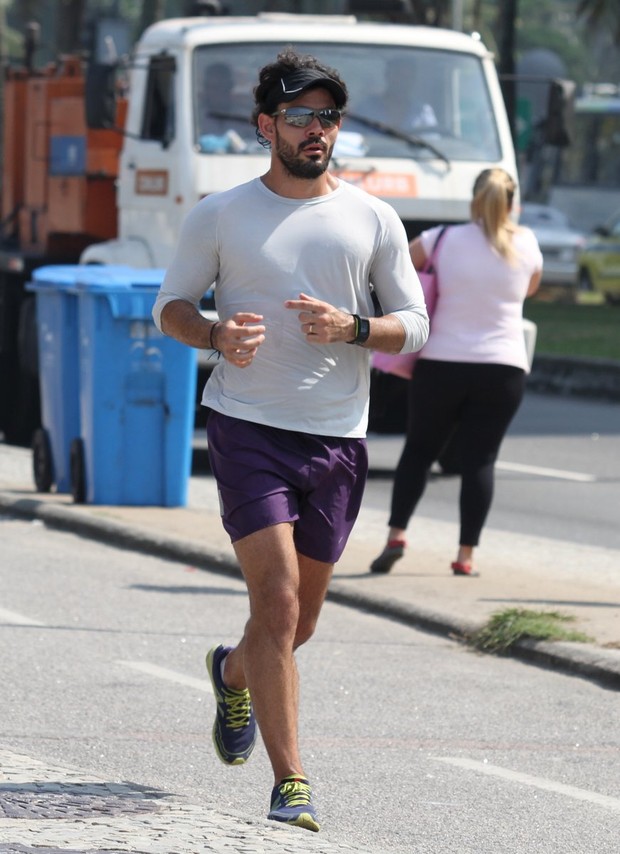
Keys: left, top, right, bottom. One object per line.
{"left": 471, "top": 168, "right": 518, "bottom": 264}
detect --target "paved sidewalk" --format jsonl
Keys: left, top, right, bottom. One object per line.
{"left": 0, "top": 746, "right": 374, "bottom": 853}
{"left": 1, "top": 439, "right": 619, "bottom": 688}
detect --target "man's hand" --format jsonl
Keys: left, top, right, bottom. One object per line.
{"left": 284, "top": 293, "right": 355, "bottom": 344}
{"left": 214, "top": 312, "right": 266, "bottom": 368}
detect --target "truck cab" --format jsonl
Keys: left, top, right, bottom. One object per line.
{"left": 1, "top": 12, "right": 517, "bottom": 446}
{"left": 82, "top": 13, "right": 517, "bottom": 267}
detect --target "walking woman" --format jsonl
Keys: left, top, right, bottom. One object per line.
{"left": 370, "top": 168, "right": 543, "bottom": 577}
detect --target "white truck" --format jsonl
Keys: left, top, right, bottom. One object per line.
{"left": 1, "top": 11, "right": 519, "bottom": 444}
{"left": 83, "top": 12, "right": 517, "bottom": 266}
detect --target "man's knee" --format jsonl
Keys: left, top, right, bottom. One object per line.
{"left": 293, "top": 615, "right": 318, "bottom": 649}
{"left": 251, "top": 586, "right": 300, "bottom": 640}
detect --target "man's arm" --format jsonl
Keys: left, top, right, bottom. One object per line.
{"left": 358, "top": 314, "right": 407, "bottom": 353}
{"left": 285, "top": 293, "right": 408, "bottom": 353}
{"left": 160, "top": 300, "right": 214, "bottom": 350}
{"left": 160, "top": 300, "right": 266, "bottom": 369}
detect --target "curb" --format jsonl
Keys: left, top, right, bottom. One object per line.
{"left": 528, "top": 355, "right": 620, "bottom": 402}
{"left": 3, "top": 491, "right": 619, "bottom": 691}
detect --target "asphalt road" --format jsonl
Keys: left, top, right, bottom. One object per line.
{"left": 364, "top": 391, "right": 620, "bottom": 553}
{"left": 2, "top": 515, "right": 619, "bottom": 853}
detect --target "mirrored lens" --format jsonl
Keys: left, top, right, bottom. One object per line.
{"left": 276, "top": 108, "right": 341, "bottom": 128}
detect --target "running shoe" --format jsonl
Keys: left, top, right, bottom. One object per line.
{"left": 267, "top": 776, "right": 320, "bottom": 832}
{"left": 205, "top": 644, "right": 256, "bottom": 765}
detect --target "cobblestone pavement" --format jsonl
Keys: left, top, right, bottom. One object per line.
{"left": 0, "top": 749, "right": 373, "bottom": 854}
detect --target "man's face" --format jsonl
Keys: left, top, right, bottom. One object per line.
{"left": 271, "top": 89, "right": 340, "bottom": 179}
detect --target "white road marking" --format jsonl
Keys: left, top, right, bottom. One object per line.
{"left": 497, "top": 461, "right": 597, "bottom": 482}
{"left": 0, "top": 607, "right": 45, "bottom": 626}
{"left": 435, "top": 756, "right": 620, "bottom": 812}
{"left": 117, "top": 659, "right": 212, "bottom": 693}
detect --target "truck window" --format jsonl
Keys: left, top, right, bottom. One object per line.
{"left": 192, "top": 42, "right": 501, "bottom": 162}
{"left": 142, "top": 56, "right": 175, "bottom": 144}
{"left": 556, "top": 98, "right": 620, "bottom": 188}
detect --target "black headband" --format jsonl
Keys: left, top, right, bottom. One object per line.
{"left": 265, "top": 68, "right": 347, "bottom": 111}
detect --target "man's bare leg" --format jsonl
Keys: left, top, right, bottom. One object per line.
{"left": 223, "top": 522, "right": 333, "bottom": 783}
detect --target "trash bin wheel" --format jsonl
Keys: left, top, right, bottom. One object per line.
{"left": 32, "top": 428, "right": 54, "bottom": 493}
{"left": 70, "top": 437, "right": 86, "bottom": 504}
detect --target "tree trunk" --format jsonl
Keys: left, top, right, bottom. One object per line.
{"left": 139, "top": 0, "right": 167, "bottom": 37}
{"left": 496, "top": 0, "right": 518, "bottom": 144}
{"left": 56, "top": 0, "right": 86, "bottom": 55}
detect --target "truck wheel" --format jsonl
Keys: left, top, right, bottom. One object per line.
{"left": 70, "top": 438, "right": 87, "bottom": 504}
{"left": 32, "top": 428, "right": 54, "bottom": 493}
{"left": 2, "top": 371, "right": 40, "bottom": 447}
{"left": 1, "top": 292, "right": 41, "bottom": 446}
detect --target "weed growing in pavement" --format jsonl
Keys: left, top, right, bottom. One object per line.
{"left": 469, "top": 608, "right": 593, "bottom": 654}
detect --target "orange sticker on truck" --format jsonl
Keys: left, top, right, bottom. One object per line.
{"left": 334, "top": 171, "right": 418, "bottom": 197}
{"left": 135, "top": 170, "right": 169, "bottom": 195}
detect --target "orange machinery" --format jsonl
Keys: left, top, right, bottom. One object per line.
{"left": 0, "top": 55, "right": 126, "bottom": 445}
{"left": 2, "top": 55, "right": 125, "bottom": 259}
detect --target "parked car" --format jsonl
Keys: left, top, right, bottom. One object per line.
{"left": 519, "top": 203, "right": 586, "bottom": 289}
{"left": 577, "top": 209, "right": 620, "bottom": 304}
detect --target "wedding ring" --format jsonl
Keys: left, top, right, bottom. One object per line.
{"left": 309, "top": 324, "right": 314, "bottom": 335}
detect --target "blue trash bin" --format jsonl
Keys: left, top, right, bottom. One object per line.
{"left": 73, "top": 267, "right": 197, "bottom": 507}
{"left": 27, "top": 266, "right": 83, "bottom": 493}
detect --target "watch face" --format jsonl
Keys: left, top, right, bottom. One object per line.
{"left": 358, "top": 318, "right": 370, "bottom": 344}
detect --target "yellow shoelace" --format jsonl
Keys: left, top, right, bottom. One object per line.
{"left": 278, "top": 780, "right": 312, "bottom": 807}
{"left": 223, "top": 688, "right": 252, "bottom": 729}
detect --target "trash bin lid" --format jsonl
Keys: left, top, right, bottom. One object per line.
{"left": 29, "top": 265, "right": 84, "bottom": 291}
{"left": 74, "top": 267, "right": 169, "bottom": 320}
{"left": 76, "top": 266, "right": 166, "bottom": 292}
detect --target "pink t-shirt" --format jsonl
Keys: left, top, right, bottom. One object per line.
{"left": 419, "top": 222, "right": 542, "bottom": 371}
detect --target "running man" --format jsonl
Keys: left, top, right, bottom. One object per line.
{"left": 153, "top": 48, "right": 428, "bottom": 832}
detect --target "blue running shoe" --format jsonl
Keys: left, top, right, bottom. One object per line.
{"left": 267, "top": 776, "right": 320, "bottom": 832}
{"left": 205, "top": 644, "right": 256, "bottom": 766}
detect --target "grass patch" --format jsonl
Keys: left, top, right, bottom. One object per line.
{"left": 469, "top": 608, "right": 592, "bottom": 654}
{"left": 523, "top": 301, "right": 620, "bottom": 361}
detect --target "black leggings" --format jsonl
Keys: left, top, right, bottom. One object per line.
{"left": 389, "top": 360, "right": 526, "bottom": 546}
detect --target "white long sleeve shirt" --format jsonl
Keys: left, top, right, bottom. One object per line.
{"left": 153, "top": 177, "right": 428, "bottom": 437}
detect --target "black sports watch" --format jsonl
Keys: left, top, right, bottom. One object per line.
{"left": 348, "top": 314, "right": 371, "bottom": 346}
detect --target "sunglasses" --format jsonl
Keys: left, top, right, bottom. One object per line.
{"left": 271, "top": 107, "right": 342, "bottom": 128}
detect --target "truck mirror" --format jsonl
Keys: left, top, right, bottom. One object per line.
{"left": 544, "top": 78, "right": 575, "bottom": 147}
{"left": 85, "top": 63, "right": 117, "bottom": 129}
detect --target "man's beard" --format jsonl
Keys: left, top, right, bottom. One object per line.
{"left": 274, "top": 130, "right": 333, "bottom": 179}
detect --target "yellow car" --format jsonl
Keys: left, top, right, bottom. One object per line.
{"left": 578, "top": 209, "right": 620, "bottom": 304}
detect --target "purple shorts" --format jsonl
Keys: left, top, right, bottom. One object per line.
{"left": 206, "top": 410, "right": 368, "bottom": 564}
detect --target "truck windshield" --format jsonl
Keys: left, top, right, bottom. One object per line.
{"left": 193, "top": 42, "right": 501, "bottom": 162}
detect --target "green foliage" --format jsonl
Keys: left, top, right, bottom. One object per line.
{"left": 470, "top": 608, "right": 592, "bottom": 654}
{"left": 1, "top": 1, "right": 618, "bottom": 84}
{"left": 577, "top": 0, "right": 620, "bottom": 45}
{"left": 518, "top": 0, "right": 590, "bottom": 82}
{"left": 523, "top": 302, "right": 620, "bottom": 361}
{"left": 472, "top": 0, "right": 619, "bottom": 85}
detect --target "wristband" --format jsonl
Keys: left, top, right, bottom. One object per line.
{"left": 208, "top": 321, "right": 220, "bottom": 351}
{"left": 347, "top": 314, "right": 370, "bottom": 346}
